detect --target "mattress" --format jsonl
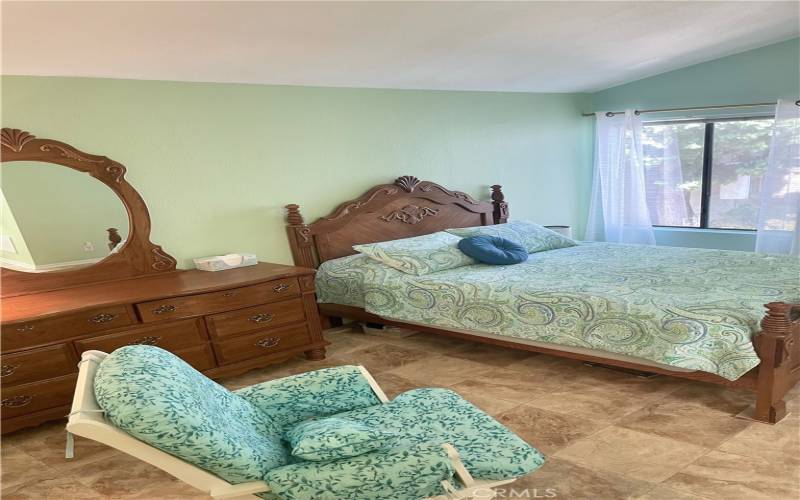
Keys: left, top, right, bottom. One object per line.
{"left": 316, "top": 242, "right": 800, "bottom": 380}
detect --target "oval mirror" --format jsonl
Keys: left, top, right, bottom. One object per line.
{"left": 1, "top": 161, "right": 130, "bottom": 273}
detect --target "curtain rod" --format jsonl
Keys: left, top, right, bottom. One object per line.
{"left": 580, "top": 101, "right": 796, "bottom": 117}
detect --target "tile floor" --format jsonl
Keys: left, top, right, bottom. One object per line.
{"left": 2, "top": 326, "right": 798, "bottom": 499}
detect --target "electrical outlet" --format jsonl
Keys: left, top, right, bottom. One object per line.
{"left": 83, "top": 241, "right": 95, "bottom": 252}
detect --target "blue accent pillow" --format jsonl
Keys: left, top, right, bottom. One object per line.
{"left": 457, "top": 236, "right": 528, "bottom": 265}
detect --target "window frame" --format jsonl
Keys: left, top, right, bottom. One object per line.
{"left": 642, "top": 114, "right": 774, "bottom": 231}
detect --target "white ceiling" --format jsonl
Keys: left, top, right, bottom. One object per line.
{"left": 2, "top": 1, "right": 798, "bottom": 93}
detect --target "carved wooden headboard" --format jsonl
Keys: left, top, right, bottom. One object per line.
{"left": 285, "top": 176, "right": 509, "bottom": 268}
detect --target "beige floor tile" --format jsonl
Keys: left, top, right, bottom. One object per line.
{"left": 370, "top": 371, "right": 425, "bottom": 399}
{"left": 386, "top": 354, "right": 494, "bottom": 386}
{"left": 3, "top": 421, "right": 118, "bottom": 471}
{"left": 554, "top": 426, "right": 709, "bottom": 483}
{"left": 1, "top": 444, "right": 50, "bottom": 490}
{"left": 449, "top": 386, "right": 521, "bottom": 416}
{"left": 635, "top": 484, "right": 712, "bottom": 500}
{"left": 68, "top": 453, "right": 189, "bottom": 497}
{"left": 359, "top": 325, "right": 418, "bottom": 339}
{"left": 495, "top": 404, "right": 608, "bottom": 454}
{"left": 619, "top": 400, "right": 750, "bottom": 447}
{"left": 321, "top": 328, "right": 388, "bottom": 356}
{"left": 379, "top": 331, "right": 477, "bottom": 354}
{"left": 498, "top": 457, "right": 652, "bottom": 500}
{"left": 717, "top": 416, "right": 800, "bottom": 465}
{"left": 525, "top": 383, "right": 662, "bottom": 421}
{"left": 450, "top": 368, "right": 573, "bottom": 404}
{"left": 2, "top": 475, "right": 108, "bottom": 499}
{"left": 660, "top": 382, "right": 754, "bottom": 414}
{"left": 121, "top": 480, "right": 209, "bottom": 499}
{"left": 447, "top": 343, "right": 537, "bottom": 367}
{"left": 329, "top": 342, "right": 433, "bottom": 374}
{"left": 663, "top": 450, "right": 800, "bottom": 500}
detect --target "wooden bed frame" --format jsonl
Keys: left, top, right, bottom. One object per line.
{"left": 285, "top": 175, "right": 800, "bottom": 424}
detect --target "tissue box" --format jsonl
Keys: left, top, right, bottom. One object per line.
{"left": 193, "top": 253, "right": 257, "bottom": 272}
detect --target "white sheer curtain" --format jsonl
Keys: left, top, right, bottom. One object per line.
{"left": 586, "top": 110, "right": 656, "bottom": 244}
{"left": 755, "top": 99, "right": 800, "bottom": 256}
{"left": 643, "top": 124, "right": 688, "bottom": 226}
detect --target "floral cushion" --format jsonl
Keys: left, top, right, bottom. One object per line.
{"left": 261, "top": 442, "right": 454, "bottom": 500}
{"left": 336, "top": 388, "right": 545, "bottom": 480}
{"left": 93, "top": 346, "right": 288, "bottom": 484}
{"left": 353, "top": 232, "right": 475, "bottom": 275}
{"left": 236, "top": 365, "right": 383, "bottom": 431}
{"left": 447, "top": 221, "right": 576, "bottom": 254}
{"left": 285, "top": 417, "right": 395, "bottom": 461}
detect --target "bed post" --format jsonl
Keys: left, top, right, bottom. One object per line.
{"left": 753, "top": 302, "right": 798, "bottom": 423}
{"left": 285, "top": 204, "right": 318, "bottom": 269}
{"left": 491, "top": 185, "right": 508, "bottom": 224}
{"left": 285, "top": 204, "right": 342, "bottom": 330}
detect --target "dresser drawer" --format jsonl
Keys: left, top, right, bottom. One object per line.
{"left": 206, "top": 298, "right": 306, "bottom": 339}
{"left": 1, "top": 344, "right": 77, "bottom": 387}
{"left": 136, "top": 278, "right": 301, "bottom": 323}
{"left": 3, "top": 305, "right": 135, "bottom": 352}
{"left": 174, "top": 344, "right": 217, "bottom": 371}
{"left": 212, "top": 324, "right": 312, "bottom": 365}
{"left": 74, "top": 318, "right": 207, "bottom": 354}
{"left": 1, "top": 374, "right": 78, "bottom": 420}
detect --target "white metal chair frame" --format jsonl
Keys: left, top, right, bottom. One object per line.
{"left": 68, "top": 350, "right": 516, "bottom": 499}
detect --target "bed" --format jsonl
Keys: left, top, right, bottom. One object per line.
{"left": 285, "top": 176, "right": 800, "bottom": 424}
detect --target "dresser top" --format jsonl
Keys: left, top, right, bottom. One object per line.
{"left": 1, "top": 262, "right": 315, "bottom": 323}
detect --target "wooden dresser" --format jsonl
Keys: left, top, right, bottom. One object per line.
{"left": 1, "top": 263, "right": 327, "bottom": 434}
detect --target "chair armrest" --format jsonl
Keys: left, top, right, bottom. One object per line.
{"left": 235, "top": 365, "right": 383, "bottom": 429}
{"left": 263, "top": 442, "right": 455, "bottom": 500}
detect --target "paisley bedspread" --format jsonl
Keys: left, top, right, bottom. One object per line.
{"left": 316, "top": 243, "right": 800, "bottom": 380}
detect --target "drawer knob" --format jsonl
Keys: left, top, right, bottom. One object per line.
{"left": 130, "top": 336, "right": 161, "bottom": 346}
{"left": 255, "top": 337, "right": 280, "bottom": 349}
{"left": 2, "top": 395, "right": 33, "bottom": 408}
{"left": 273, "top": 283, "right": 290, "bottom": 293}
{"left": 0, "top": 364, "right": 20, "bottom": 377}
{"left": 249, "top": 313, "right": 274, "bottom": 324}
{"left": 15, "top": 324, "right": 35, "bottom": 333}
{"left": 153, "top": 305, "right": 176, "bottom": 315}
{"left": 89, "top": 313, "right": 118, "bottom": 324}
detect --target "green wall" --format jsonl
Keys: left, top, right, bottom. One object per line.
{"left": 592, "top": 38, "right": 800, "bottom": 113}
{"left": 1, "top": 76, "right": 592, "bottom": 268}
{"left": 590, "top": 38, "right": 800, "bottom": 251}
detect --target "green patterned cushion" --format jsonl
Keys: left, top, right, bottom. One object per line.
{"left": 285, "top": 417, "right": 395, "bottom": 461}
{"left": 94, "top": 346, "right": 289, "bottom": 484}
{"left": 236, "top": 365, "right": 383, "bottom": 431}
{"left": 262, "top": 442, "right": 455, "bottom": 500}
{"left": 447, "top": 221, "right": 576, "bottom": 253}
{"left": 337, "top": 388, "right": 545, "bottom": 480}
{"left": 353, "top": 231, "right": 475, "bottom": 275}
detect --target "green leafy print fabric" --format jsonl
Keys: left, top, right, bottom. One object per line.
{"left": 262, "top": 442, "right": 455, "bottom": 500}
{"left": 317, "top": 243, "right": 800, "bottom": 380}
{"left": 285, "top": 417, "right": 397, "bottom": 461}
{"left": 94, "top": 345, "right": 289, "bottom": 484}
{"left": 337, "top": 388, "right": 545, "bottom": 480}
{"left": 353, "top": 231, "right": 475, "bottom": 276}
{"left": 447, "top": 220, "right": 577, "bottom": 254}
{"left": 236, "top": 365, "right": 382, "bottom": 431}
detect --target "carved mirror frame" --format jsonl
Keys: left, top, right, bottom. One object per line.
{"left": 1, "top": 128, "right": 177, "bottom": 296}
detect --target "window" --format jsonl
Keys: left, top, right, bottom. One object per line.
{"left": 641, "top": 117, "right": 773, "bottom": 230}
